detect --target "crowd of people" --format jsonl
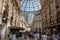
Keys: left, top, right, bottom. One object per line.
{"left": 29, "top": 31, "right": 60, "bottom": 40}
{"left": 9, "top": 31, "right": 60, "bottom": 40}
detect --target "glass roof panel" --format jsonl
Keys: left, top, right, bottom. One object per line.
{"left": 20, "top": 0, "right": 41, "bottom": 11}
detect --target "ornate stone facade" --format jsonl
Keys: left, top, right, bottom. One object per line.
{"left": 31, "top": 0, "right": 60, "bottom": 34}
{"left": 30, "top": 14, "right": 42, "bottom": 32}
{"left": 40, "top": 0, "right": 60, "bottom": 34}
{"left": 0, "top": 0, "right": 27, "bottom": 40}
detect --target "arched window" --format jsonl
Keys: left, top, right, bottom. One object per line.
{"left": 2, "top": 10, "right": 8, "bottom": 24}
{"left": 57, "top": 11, "right": 60, "bottom": 23}
{"left": 10, "top": 16, "right": 13, "bottom": 25}
{"left": 50, "top": 16, "right": 54, "bottom": 25}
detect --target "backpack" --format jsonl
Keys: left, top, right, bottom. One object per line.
{"left": 57, "top": 33, "right": 60, "bottom": 39}
{"left": 58, "top": 33, "right": 60, "bottom": 37}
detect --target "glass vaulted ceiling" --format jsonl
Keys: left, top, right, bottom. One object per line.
{"left": 20, "top": 0, "right": 41, "bottom": 12}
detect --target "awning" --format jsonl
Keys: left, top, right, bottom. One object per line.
{"left": 45, "top": 23, "right": 60, "bottom": 28}
{"left": 8, "top": 26, "right": 24, "bottom": 30}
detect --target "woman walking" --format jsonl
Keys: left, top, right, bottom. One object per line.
{"left": 11, "top": 33, "right": 17, "bottom": 40}
{"left": 52, "top": 31, "right": 58, "bottom": 40}
{"left": 41, "top": 32, "right": 48, "bottom": 40}
{"left": 9, "top": 34, "right": 17, "bottom": 40}
{"left": 34, "top": 32, "right": 40, "bottom": 40}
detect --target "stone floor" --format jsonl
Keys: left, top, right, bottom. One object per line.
{"left": 0, "top": 37, "right": 34, "bottom": 40}
{"left": 17, "top": 37, "right": 34, "bottom": 40}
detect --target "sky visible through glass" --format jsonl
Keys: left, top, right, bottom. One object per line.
{"left": 20, "top": 0, "right": 41, "bottom": 24}
{"left": 20, "top": 0, "right": 41, "bottom": 12}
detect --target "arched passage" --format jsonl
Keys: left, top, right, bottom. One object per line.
{"left": 1, "top": 10, "right": 8, "bottom": 39}
{"left": 57, "top": 11, "right": 60, "bottom": 32}
{"left": 57, "top": 11, "right": 60, "bottom": 23}
{"left": 2, "top": 10, "right": 8, "bottom": 24}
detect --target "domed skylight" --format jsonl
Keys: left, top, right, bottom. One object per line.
{"left": 20, "top": 0, "right": 41, "bottom": 12}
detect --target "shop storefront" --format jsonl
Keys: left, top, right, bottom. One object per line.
{"left": 46, "top": 24, "right": 60, "bottom": 34}
{"left": 9, "top": 26, "right": 24, "bottom": 37}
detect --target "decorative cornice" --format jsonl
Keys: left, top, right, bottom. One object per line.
{"left": 11, "top": 0, "right": 20, "bottom": 14}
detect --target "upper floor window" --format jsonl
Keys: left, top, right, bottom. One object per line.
{"left": 45, "top": 20, "right": 48, "bottom": 27}
{"left": 15, "top": 20, "right": 16, "bottom": 25}
{"left": 10, "top": 16, "right": 13, "bottom": 25}
{"left": 42, "top": 22, "right": 44, "bottom": 27}
{"left": 49, "top": 5, "right": 51, "bottom": 14}
{"left": 50, "top": 16, "right": 54, "bottom": 25}
{"left": 22, "top": 24, "right": 23, "bottom": 27}
{"left": 57, "top": 11, "right": 60, "bottom": 23}
{"left": 45, "top": 11, "right": 47, "bottom": 18}
{"left": 39, "top": 16, "right": 41, "bottom": 20}
{"left": 55, "top": 0, "right": 58, "bottom": 5}
{"left": 55, "top": 0, "right": 59, "bottom": 8}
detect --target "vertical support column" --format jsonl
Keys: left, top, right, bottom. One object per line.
{"left": 0, "top": 18, "right": 2, "bottom": 40}
{"left": 7, "top": 17, "right": 11, "bottom": 28}
{"left": 0, "top": 0, "right": 2, "bottom": 25}
{"left": 0, "top": 0, "right": 2, "bottom": 38}
{"left": 12, "top": 9, "right": 15, "bottom": 26}
{"left": 0, "top": 13, "right": 2, "bottom": 40}
{"left": 52, "top": 0, "right": 57, "bottom": 24}
{"left": 0, "top": 13, "right": 2, "bottom": 25}
{"left": 6, "top": 18, "right": 10, "bottom": 40}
